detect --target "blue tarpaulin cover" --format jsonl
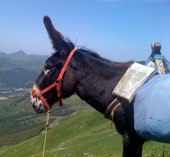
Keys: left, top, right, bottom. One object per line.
{"left": 134, "top": 74, "right": 170, "bottom": 143}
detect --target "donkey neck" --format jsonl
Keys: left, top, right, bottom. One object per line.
{"left": 73, "top": 51, "right": 132, "bottom": 114}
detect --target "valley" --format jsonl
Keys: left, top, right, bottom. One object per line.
{"left": 0, "top": 50, "right": 170, "bottom": 156}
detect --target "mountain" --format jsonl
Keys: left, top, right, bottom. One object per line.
{"left": 0, "top": 105, "right": 169, "bottom": 156}
{"left": 0, "top": 50, "right": 49, "bottom": 97}
{"left": 0, "top": 50, "right": 49, "bottom": 63}
{"left": 0, "top": 95, "right": 91, "bottom": 148}
{"left": 0, "top": 58, "right": 43, "bottom": 94}
{"left": 0, "top": 57, "right": 43, "bottom": 72}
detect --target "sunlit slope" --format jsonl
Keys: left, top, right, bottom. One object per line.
{"left": 0, "top": 110, "right": 122, "bottom": 157}
{"left": 0, "top": 108, "right": 170, "bottom": 157}
{"left": 0, "top": 95, "right": 91, "bottom": 147}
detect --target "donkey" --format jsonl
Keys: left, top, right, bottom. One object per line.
{"left": 30, "top": 16, "right": 146, "bottom": 157}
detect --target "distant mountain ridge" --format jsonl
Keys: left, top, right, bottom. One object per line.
{"left": 0, "top": 50, "right": 49, "bottom": 63}
{"left": 0, "top": 50, "right": 49, "bottom": 94}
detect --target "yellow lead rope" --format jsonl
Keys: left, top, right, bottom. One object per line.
{"left": 43, "top": 110, "right": 50, "bottom": 157}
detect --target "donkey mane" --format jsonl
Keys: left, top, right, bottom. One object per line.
{"left": 53, "top": 38, "right": 133, "bottom": 72}
{"left": 52, "top": 37, "right": 111, "bottom": 63}
{"left": 51, "top": 38, "right": 134, "bottom": 85}
{"left": 78, "top": 48, "right": 109, "bottom": 62}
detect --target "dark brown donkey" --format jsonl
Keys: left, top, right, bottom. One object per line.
{"left": 30, "top": 16, "right": 146, "bottom": 157}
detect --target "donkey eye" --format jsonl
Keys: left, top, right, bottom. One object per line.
{"left": 43, "top": 68, "right": 50, "bottom": 75}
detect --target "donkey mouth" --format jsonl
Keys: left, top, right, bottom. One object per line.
{"left": 30, "top": 95, "right": 48, "bottom": 114}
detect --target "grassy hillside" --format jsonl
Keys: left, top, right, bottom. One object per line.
{"left": 0, "top": 58, "right": 43, "bottom": 72}
{"left": 0, "top": 58, "right": 42, "bottom": 91}
{"left": 0, "top": 95, "right": 91, "bottom": 147}
{"left": 0, "top": 53, "right": 46, "bottom": 98}
{"left": 0, "top": 109, "right": 170, "bottom": 157}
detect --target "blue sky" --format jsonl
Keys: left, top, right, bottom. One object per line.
{"left": 0, "top": 0, "right": 169, "bottom": 61}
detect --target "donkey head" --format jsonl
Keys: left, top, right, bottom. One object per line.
{"left": 30, "top": 16, "right": 76, "bottom": 113}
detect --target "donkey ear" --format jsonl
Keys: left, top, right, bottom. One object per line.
{"left": 43, "top": 16, "right": 70, "bottom": 52}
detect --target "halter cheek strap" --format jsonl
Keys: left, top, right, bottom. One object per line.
{"left": 31, "top": 48, "right": 76, "bottom": 109}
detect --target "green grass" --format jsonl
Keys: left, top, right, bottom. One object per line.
{"left": 0, "top": 109, "right": 170, "bottom": 157}
{"left": 0, "top": 95, "right": 91, "bottom": 147}
{"left": 0, "top": 110, "right": 122, "bottom": 157}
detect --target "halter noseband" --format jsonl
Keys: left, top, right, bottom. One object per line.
{"left": 31, "top": 48, "right": 76, "bottom": 109}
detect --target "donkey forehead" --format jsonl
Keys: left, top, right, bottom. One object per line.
{"left": 44, "top": 59, "right": 56, "bottom": 69}
{"left": 45, "top": 54, "right": 61, "bottom": 65}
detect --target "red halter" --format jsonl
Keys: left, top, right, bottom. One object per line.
{"left": 31, "top": 49, "right": 76, "bottom": 109}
